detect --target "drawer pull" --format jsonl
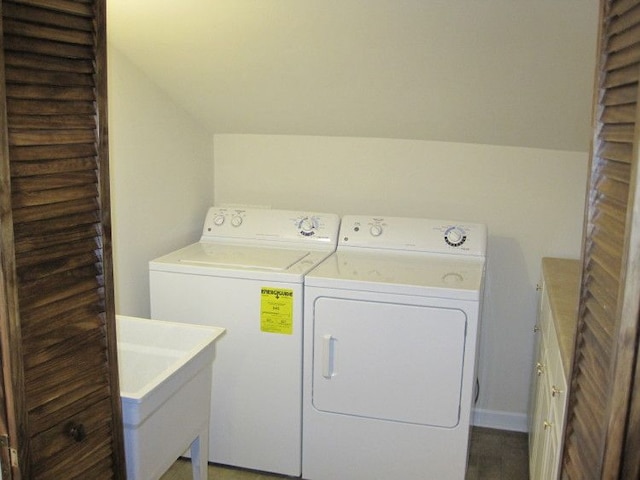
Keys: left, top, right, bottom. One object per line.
{"left": 543, "top": 420, "right": 553, "bottom": 430}
{"left": 552, "top": 385, "right": 563, "bottom": 397}
{"left": 66, "top": 422, "right": 86, "bottom": 442}
{"left": 536, "top": 362, "right": 545, "bottom": 376}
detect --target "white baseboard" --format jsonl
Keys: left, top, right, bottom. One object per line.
{"left": 472, "top": 408, "right": 529, "bottom": 432}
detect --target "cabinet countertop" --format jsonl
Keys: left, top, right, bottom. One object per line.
{"left": 541, "top": 257, "right": 581, "bottom": 379}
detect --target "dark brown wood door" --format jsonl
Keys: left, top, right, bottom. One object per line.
{"left": 0, "top": 0, "right": 125, "bottom": 478}
{"left": 562, "top": 1, "right": 640, "bottom": 479}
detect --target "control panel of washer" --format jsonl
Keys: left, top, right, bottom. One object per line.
{"left": 201, "top": 207, "right": 340, "bottom": 244}
{"left": 338, "top": 215, "right": 487, "bottom": 256}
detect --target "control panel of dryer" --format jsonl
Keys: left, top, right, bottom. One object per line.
{"left": 338, "top": 215, "right": 487, "bottom": 256}
{"left": 201, "top": 207, "right": 340, "bottom": 245}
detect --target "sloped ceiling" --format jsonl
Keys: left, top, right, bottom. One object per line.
{"left": 107, "top": 1, "right": 599, "bottom": 152}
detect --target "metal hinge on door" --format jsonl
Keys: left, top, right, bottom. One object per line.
{"left": 0, "top": 434, "right": 15, "bottom": 479}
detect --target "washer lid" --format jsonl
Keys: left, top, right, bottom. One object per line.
{"left": 178, "top": 243, "right": 311, "bottom": 271}
{"left": 154, "top": 243, "right": 313, "bottom": 271}
{"left": 304, "top": 251, "right": 486, "bottom": 300}
{"left": 149, "top": 242, "right": 333, "bottom": 282}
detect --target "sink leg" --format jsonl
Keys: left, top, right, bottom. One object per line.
{"left": 190, "top": 425, "right": 209, "bottom": 480}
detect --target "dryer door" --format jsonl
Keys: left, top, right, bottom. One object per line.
{"left": 311, "top": 297, "right": 467, "bottom": 427}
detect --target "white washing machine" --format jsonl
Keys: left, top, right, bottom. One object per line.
{"left": 302, "top": 215, "right": 487, "bottom": 480}
{"left": 149, "top": 207, "right": 340, "bottom": 476}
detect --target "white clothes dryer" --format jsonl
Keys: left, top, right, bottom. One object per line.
{"left": 302, "top": 215, "right": 487, "bottom": 480}
{"left": 149, "top": 207, "right": 340, "bottom": 476}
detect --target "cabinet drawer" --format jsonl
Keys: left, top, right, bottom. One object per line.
{"left": 545, "top": 315, "right": 567, "bottom": 443}
{"left": 539, "top": 283, "right": 553, "bottom": 344}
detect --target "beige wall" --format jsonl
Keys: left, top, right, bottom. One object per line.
{"left": 108, "top": 1, "right": 599, "bottom": 152}
{"left": 213, "top": 133, "right": 588, "bottom": 429}
{"left": 108, "top": 47, "right": 215, "bottom": 317}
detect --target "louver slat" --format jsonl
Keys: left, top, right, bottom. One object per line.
{"left": 11, "top": 157, "right": 97, "bottom": 177}
{"left": 601, "top": 102, "right": 637, "bottom": 123}
{"left": 11, "top": 184, "right": 98, "bottom": 209}
{"left": 3, "top": 19, "right": 93, "bottom": 45}
{"left": 601, "top": 123, "right": 636, "bottom": 142}
{"left": 2, "top": 3, "right": 92, "bottom": 31}
{"left": 10, "top": 0, "right": 93, "bottom": 18}
{"left": 604, "top": 43, "right": 640, "bottom": 71}
{"left": 10, "top": 143, "right": 95, "bottom": 160}
{"left": 20, "top": 288, "right": 102, "bottom": 329}
{"left": 0, "top": 0, "right": 124, "bottom": 476}
{"left": 598, "top": 140, "right": 634, "bottom": 163}
{"left": 604, "top": 62, "right": 639, "bottom": 87}
{"left": 14, "top": 223, "right": 100, "bottom": 254}
{"left": 12, "top": 197, "right": 97, "bottom": 222}
{"left": 602, "top": 83, "right": 638, "bottom": 104}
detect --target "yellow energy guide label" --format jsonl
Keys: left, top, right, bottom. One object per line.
{"left": 260, "top": 287, "right": 294, "bottom": 334}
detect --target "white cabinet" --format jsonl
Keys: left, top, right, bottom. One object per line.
{"left": 529, "top": 281, "right": 569, "bottom": 480}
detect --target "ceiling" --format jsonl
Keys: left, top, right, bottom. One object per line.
{"left": 106, "top": 1, "right": 599, "bottom": 152}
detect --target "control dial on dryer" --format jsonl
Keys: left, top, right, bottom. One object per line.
{"left": 444, "top": 226, "right": 467, "bottom": 247}
{"left": 297, "top": 216, "right": 318, "bottom": 236}
{"left": 231, "top": 215, "right": 243, "bottom": 227}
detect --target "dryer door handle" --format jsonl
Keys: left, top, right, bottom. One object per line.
{"left": 322, "top": 334, "right": 336, "bottom": 379}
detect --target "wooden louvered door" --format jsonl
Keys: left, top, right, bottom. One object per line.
{"left": 0, "top": 0, "right": 125, "bottom": 478}
{"left": 562, "top": 0, "right": 640, "bottom": 478}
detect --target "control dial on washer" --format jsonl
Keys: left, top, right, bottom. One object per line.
{"left": 231, "top": 215, "right": 243, "bottom": 227}
{"left": 213, "top": 214, "right": 225, "bottom": 226}
{"left": 297, "top": 216, "right": 318, "bottom": 236}
{"left": 442, "top": 272, "right": 464, "bottom": 285}
{"left": 444, "top": 226, "right": 467, "bottom": 247}
{"left": 369, "top": 224, "right": 383, "bottom": 237}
